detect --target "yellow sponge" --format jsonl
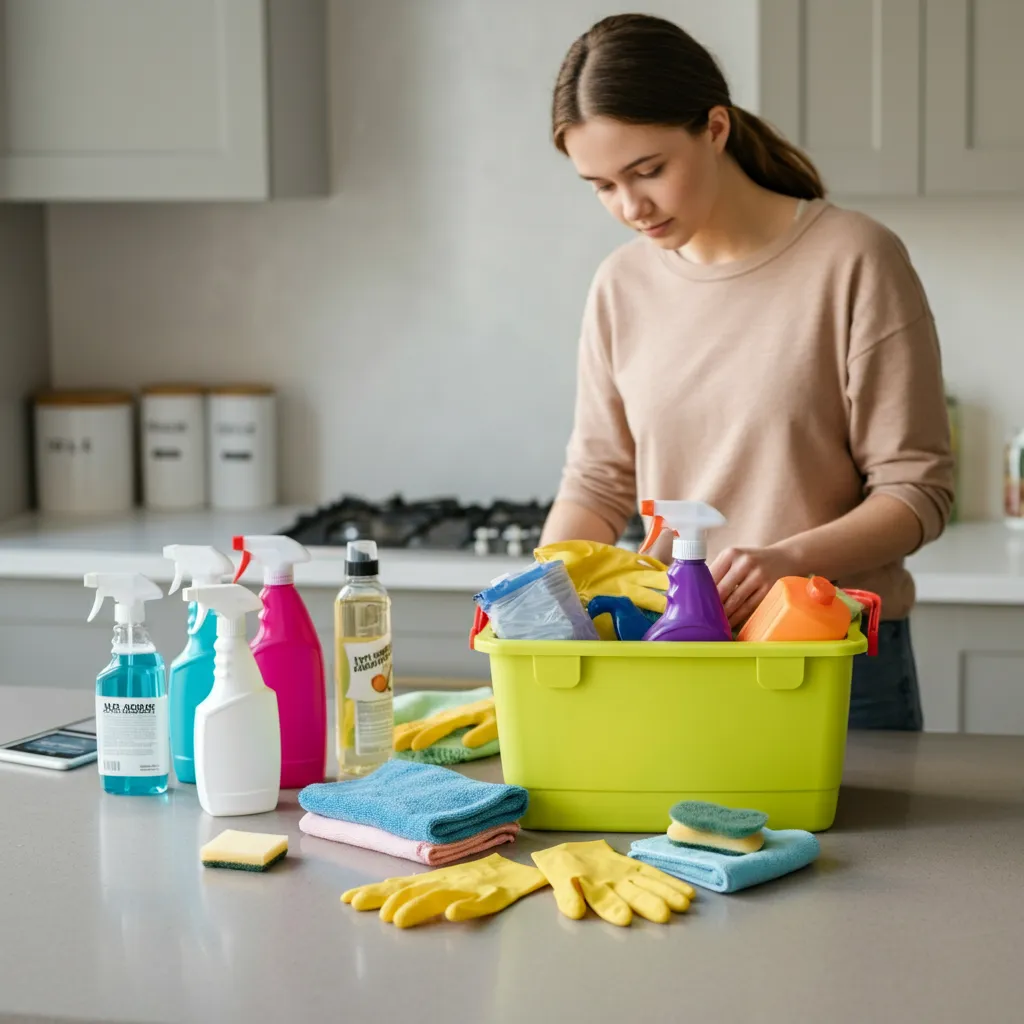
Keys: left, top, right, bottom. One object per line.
{"left": 667, "top": 821, "right": 765, "bottom": 855}
{"left": 201, "top": 830, "right": 288, "bottom": 871}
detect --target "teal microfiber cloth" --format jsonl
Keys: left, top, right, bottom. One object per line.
{"left": 298, "top": 761, "right": 528, "bottom": 843}
{"left": 628, "top": 829, "right": 821, "bottom": 893}
{"left": 393, "top": 686, "right": 500, "bottom": 765}
{"left": 669, "top": 801, "right": 768, "bottom": 837}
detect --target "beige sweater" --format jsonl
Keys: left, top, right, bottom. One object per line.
{"left": 557, "top": 200, "right": 954, "bottom": 620}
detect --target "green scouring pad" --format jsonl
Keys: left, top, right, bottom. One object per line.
{"left": 667, "top": 801, "right": 769, "bottom": 855}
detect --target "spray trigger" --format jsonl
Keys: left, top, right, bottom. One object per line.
{"left": 232, "top": 546, "right": 251, "bottom": 584}
{"left": 169, "top": 566, "right": 184, "bottom": 595}
{"left": 87, "top": 590, "right": 105, "bottom": 623}
{"left": 639, "top": 515, "right": 667, "bottom": 555}
{"left": 189, "top": 603, "right": 210, "bottom": 634}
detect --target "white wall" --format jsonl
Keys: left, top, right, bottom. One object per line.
{"left": 43, "top": 0, "right": 1020, "bottom": 520}
{"left": 45, "top": 0, "right": 758, "bottom": 506}
{"left": 0, "top": 206, "right": 49, "bottom": 519}
{"left": 851, "top": 199, "right": 1024, "bottom": 522}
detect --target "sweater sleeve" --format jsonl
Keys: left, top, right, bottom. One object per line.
{"left": 847, "top": 312, "right": 955, "bottom": 548}
{"left": 555, "top": 275, "right": 637, "bottom": 537}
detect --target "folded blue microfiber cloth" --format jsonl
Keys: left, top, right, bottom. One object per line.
{"left": 628, "top": 828, "right": 820, "bottom": 893}
{"left": 298, "top": 761, "right": 528, "bottom": 843}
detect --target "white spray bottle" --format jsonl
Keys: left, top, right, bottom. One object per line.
{"left": 184, "top": 583, "right": 281, "bottom": 816}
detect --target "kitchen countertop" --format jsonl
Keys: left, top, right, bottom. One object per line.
{"left": 0, "top": 509, "right": 1023, "bottom": 603}
{"left": 2, "top": 686, "right": 1022, "bottom": 1024}
{"left": 0, "top": 507, "right": 527, "bottom": 592}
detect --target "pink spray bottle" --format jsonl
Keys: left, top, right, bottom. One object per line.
{"left": 233, "top": 535, "right": 327, "bottom": 788}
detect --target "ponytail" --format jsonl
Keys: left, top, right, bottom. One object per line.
{"left": 727, "top": 107, "right": 824, "bottom": 200}
{"left": 553, "top": 14, "right": 826, "bottom": 200}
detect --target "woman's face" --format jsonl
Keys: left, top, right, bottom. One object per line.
{"left": 563, "top": 114, "right": 728, "bottom": 249}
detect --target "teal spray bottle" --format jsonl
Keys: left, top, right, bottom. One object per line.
{"left": 162, "top": 545, "right": 235, "bottom": 784}
{"left": 85, "top": 573, "right": 169, "bottom": 796}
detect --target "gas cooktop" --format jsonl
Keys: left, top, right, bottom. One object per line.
{"left": 280, "top": 494, "right": 645, "bottom": 557}
{"left": 281, "top": 495, "right": 548, "bottom": 556}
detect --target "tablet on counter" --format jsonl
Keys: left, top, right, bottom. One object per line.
{"left": 0, "top": 717, "right": 97, "bottom": 770}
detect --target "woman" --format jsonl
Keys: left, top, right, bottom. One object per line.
{"left": 540, "top": 14, "right": 954, "bottom": 730}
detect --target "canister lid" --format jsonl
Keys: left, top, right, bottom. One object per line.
{"left": 207, "top": 384, "right": 275, "bottom": 396}
{"left": 34, "top": 389, "right": 133, "bottom": 407}
{"left": 140, "top": 383, "right": 206, "bottom": 396}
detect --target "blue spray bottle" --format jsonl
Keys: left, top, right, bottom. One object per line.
{"left": 85, "top": 572, "right": 169, "bottom": 796}
{"left": 163, "top": 545, "right": 235, "bottom": 784}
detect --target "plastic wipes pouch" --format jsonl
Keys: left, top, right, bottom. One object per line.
{"left": 475, "top": 561, "right": 599, "bottom": 642}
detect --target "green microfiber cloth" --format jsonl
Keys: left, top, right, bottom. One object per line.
{"left": 393, "top": 686, "right": 500, "bottom": 765}
{"left": 669, "top": 801, "right": 768, "bottom": 838}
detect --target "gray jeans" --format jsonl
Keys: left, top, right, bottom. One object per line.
{"left": 848, "top": 619, "right": 923, "bottom": 731}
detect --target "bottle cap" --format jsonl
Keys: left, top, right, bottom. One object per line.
{"left": 345, "top": 539, "right": 379, "bottom": 577}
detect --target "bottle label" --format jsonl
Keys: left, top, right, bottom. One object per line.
{"left": 342, "top": 635, "right": 393, "bottom": 756}
{"left": 95, "top": 695, "right": 169, "bottom": 777}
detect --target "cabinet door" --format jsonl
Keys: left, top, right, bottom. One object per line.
{"left": 924, "top": 0, "right": 1024, "bottom": 193}
{"left": 0, "top": 0, "right": 267, "bottom": 200}
{"left": 760, "top": 0, "right": 921, "bottom": 196}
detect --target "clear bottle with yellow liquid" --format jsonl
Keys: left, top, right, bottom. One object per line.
{"left": 335, "top": 540, "right": 394, "bottom": 777}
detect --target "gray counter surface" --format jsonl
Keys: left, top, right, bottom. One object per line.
{"left": 1, "top": 686, "right": 1022, "bottom": 1024}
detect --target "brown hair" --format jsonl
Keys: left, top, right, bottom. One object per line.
{"left": 552, "top": 14, "right": 825, "bottom": 200}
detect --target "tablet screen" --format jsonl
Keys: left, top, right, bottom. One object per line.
{"left": 6, "top": 731, "right": 98, "bottom": 759}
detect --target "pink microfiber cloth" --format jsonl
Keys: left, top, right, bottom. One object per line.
{"left": 298, "top": 812, "right": 519, "bottom": 866}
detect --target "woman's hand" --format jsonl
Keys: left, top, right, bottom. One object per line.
{"left": 709, "top": 545, "right": 796, "bottom": 629}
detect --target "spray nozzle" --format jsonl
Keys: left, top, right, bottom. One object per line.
{"left": 232, "top": 535, "right": 310, "bottom": 586}
{"left": 163, "top": 545, "right": 235, "bottom": 635}
{"left": 182, "top": 583, "right": 263, "bottom": 637}
{"left": 163, "top": 545, "right": 235, "bottom": 595}
{"left": 639, "top": 500, "right": 726, "bottom": 561}
{"left": 84, "top": 573, "right": 163, "bottom": 632}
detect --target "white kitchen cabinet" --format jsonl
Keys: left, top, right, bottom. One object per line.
{"left": 924, "top": 0, "right": 1024, "bottom": 194}
{"left": 0, "top": 0, "right": 328, "bottom": 201}
{"left": 911, "top": 604, "right": 1024, "bottom": 733}
{"left": 759, "top": 0, "right": 922, "bottom": 197}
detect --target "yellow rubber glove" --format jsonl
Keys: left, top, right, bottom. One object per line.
{"left": 532, "top": 840, "right": 695, "bottom": 927}
{"left": 341, "top": 853, "right": 548, "bottom": 928}
{"left": 534, "top": 541, "right": 669, "bottom": 615}
{"left": 392, "top": 698, "right": 497, "bottom": 751}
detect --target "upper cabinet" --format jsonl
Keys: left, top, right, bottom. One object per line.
{"left": 760, "top": 0, "right": 1024, "bottom": 197}
{"left": 924, "top": 0, "right": 1024, "bottom": 194}
{"left": 760, "top": 0, "right": 921, "bottom": 196}
{"left": 0, "top": 0, "right": 328, "bottom": 201}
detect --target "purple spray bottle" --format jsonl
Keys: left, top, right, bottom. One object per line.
{"left": 640, "top": 500, "right": 732, "bottom": 642}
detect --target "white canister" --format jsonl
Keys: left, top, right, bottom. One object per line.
{"left": 207, "top": 387, "right": 278, "bottom": 510}
{"left": 140, "top": 385, "right": 207, "bottom": 510}
{"left": 34, "top": 391, "right": 135, "bottom": 515}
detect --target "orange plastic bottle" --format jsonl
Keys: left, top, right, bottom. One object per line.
{"left": 737, "top": 576, "right": 851, "bottom": 643}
